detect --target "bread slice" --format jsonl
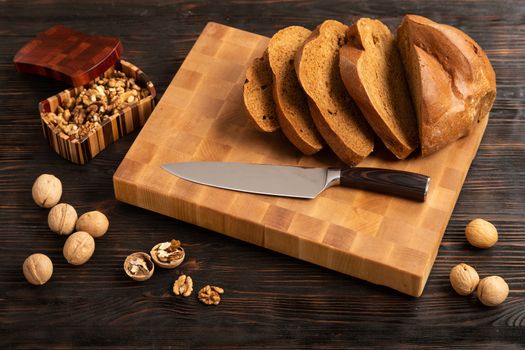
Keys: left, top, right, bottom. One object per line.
{"left": 397, "top": 15, "right": 496, "bottom": 156}
{"left": 340, "top": 18, "right": 419, "bottom": 159}
{"left": 268, "top": 26, "right": 323, "bottom": 155}
{"left": 243, "top": 51, "right": 280, "bottom": 132}
{"left": 295, "top": 20, "right": 374, "bottom": 166}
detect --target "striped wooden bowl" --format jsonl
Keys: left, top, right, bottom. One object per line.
{"left": 39, "top": 59, "right": 156, "bottom": 165}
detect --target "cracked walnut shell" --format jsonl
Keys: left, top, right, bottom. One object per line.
{"left": 198, "top": 285, "right": 224, "bottom": 305}
{"left": 23, "top": 253, "right": 53, "bottom": 285}
{"left": 465, "top": 218, "right": 498, "bottom": 248}
{"left": 124, "top": 252, "right": 154, "bottom": 281}
{"left": 477, "top": 276, "right": 509, "bottom": 307}
{"left": 150, "top": 239, "right": 185, "bottom": 269}
{"left": 48, "top": 203, "right": 78, "bottom": 235}
{"left": 450, "top": 263, "right": 479, "bottom": 296}
{"left": 32, "top": 174, "right": 62, "bottom": 208}
{"left": 63, "top": 231, "right": 95, "bottom": 265}
{"left": 173, "top": 274, "right": 193, "bottom": 297}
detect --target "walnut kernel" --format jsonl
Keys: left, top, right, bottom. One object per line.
{"left": 198, "top": 285, "right": 224, "bottom": 305}
{"left": 477, "top": 276, "right": 509, "bottom": 306}
{"left": 450, "top": 263, "right": 479, "bottom": 295}
{"left": 63, "top": 231, "right": 95, "bottom": 265}
{"left": 173, "top": 274, "right": 193, "bottom": 297}
{"left": 48, "top": 203, "right": 78, "bottom": 235}
{"left": 76, "top": 210, "right": 109, "bottom": 238}
{"left": 32, "top": 174, "right": 62, "bottom": 208}
{"left": 465, "top": 218, "right": 498, "bottom": 248}
{"left": 22, "top": 253, "right": 53, "bottom": 285}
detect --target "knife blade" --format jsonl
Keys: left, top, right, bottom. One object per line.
{"left": 161, "top": 162, "right": 430, "bottom": 202}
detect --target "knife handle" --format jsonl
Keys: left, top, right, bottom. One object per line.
{"left": 339, "top": 167, "right": 430, "bottom": 202}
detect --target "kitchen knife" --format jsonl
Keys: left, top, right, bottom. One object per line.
{"left": 162, "top": 162, "right": 430, "bottom": 202}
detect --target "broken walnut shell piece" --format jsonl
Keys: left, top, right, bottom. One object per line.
{"left": 150, "top": 239, "right": 185, "bottom": 269}
{"left": 124, "top": 252, "right": 154, "bottom": 282}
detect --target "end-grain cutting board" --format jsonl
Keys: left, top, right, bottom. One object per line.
{"left": 113, "top": 22, "right": 489, "bottom": 297}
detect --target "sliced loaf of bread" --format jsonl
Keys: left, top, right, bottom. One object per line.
{"left": 397, "top": 15, "right": 496, "bottom": 156}
{"left": 295, "top": 20, "right": 374, "bottom": 166}
{"left": 243, "top": 50, "right": 280, "bottom": 132}
{"left": 340, "top": 18, "right": 419, "bottom": 159}
{"left": 268, "top": 26, "right": 323, "bottom": 155}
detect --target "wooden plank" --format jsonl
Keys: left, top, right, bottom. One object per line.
{"left": 113, "top": 22, "right": 489, "bottom": 297}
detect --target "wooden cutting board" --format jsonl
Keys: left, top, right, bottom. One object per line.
{"left": 113, "top": 22, "right": 489, "bottom": 297}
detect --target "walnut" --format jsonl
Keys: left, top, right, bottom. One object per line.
{"left": 150, "top": 239, "right": 185, "bottom": 268}
{"left": 63, "top": 231, "right": 95, "bottom": 265}
{"left": 76, "top": 210, "right": 109, "bottom": 238}
{"left": 124, "top": 252, "right": 154, "bottom": 281}
{"left": 198, "top": 285, "right": 224, "bottom": 305}
{"left": 48, "top": 203, "right": 78, "bottom": 235}
{"left": 450, "top": 263, "right": 479, "bottom": 295}
{"left": 22, "top": 253, "right": 53, "bottom": 285}
{"left": 41, "top": 69, "right": 150, "bottom": 141}
{"left": 32, "top": 174, "right": 62, "bottom": 208}
{"left": 465, "top": 218, "right": 498, "bottom": 248}
{"left": 477, "top": 276, "right": 509, "bottom": 307}
{"left": 173, "top": 274, "right": 193, "bottom": 297}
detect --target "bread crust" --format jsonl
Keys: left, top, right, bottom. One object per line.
{"left": 273, "top": 89, "right": 322, "bottom": 155}
{"left": 340, "top": 18, "right": 419, "bottom": 159}
{"left": 243, "top": 51, "right": 280, "bottom": 133}
{"left": 397, "top": 15, "right": 496, "bottom": 156}
{"left": 268, "top": 26, "right": 323, "bottom": 155}
{"left": 295, "top": 20, "right": 374, "bottom": 166}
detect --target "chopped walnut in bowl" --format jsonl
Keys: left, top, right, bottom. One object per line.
{"left": 41, "top": 69, "right": 151, "bottom": 141}
{"left": 150, "top": 239, "right": 185, "bottom": 269}
{"left": 39, "top": 59, "right": 156, "bottom": 165}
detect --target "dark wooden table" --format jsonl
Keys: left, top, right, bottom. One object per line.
{"left": 1, "top": 1, "right": 523, "bottom": 348}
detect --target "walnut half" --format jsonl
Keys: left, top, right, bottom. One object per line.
{"left": 124, "top": 252, "right": 155, "bottom": 281}
{"left": 150, "top": 239, "right": 185, "bottom": 269}
{"left": 173, "top": 274, "right": 193, "bottom": 297}
{"left": 198, "top": 285, "right": 224, "bottom": 305}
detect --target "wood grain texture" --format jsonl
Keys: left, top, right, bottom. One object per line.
{"left": 114, "top": 22, "right": 487, "bottom": 297}
{"left": 13, "top": 25, "right": 124, "bottom": 87}
{"left": 339, "top": 167, "right": 430, "bottom": 201}
{"left": 0, "top": 0, "right": 524, "bottom": 348}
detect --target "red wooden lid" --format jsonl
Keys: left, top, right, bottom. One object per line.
{"left": 13, "top": 25, "right": 123, "bottom": 87}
